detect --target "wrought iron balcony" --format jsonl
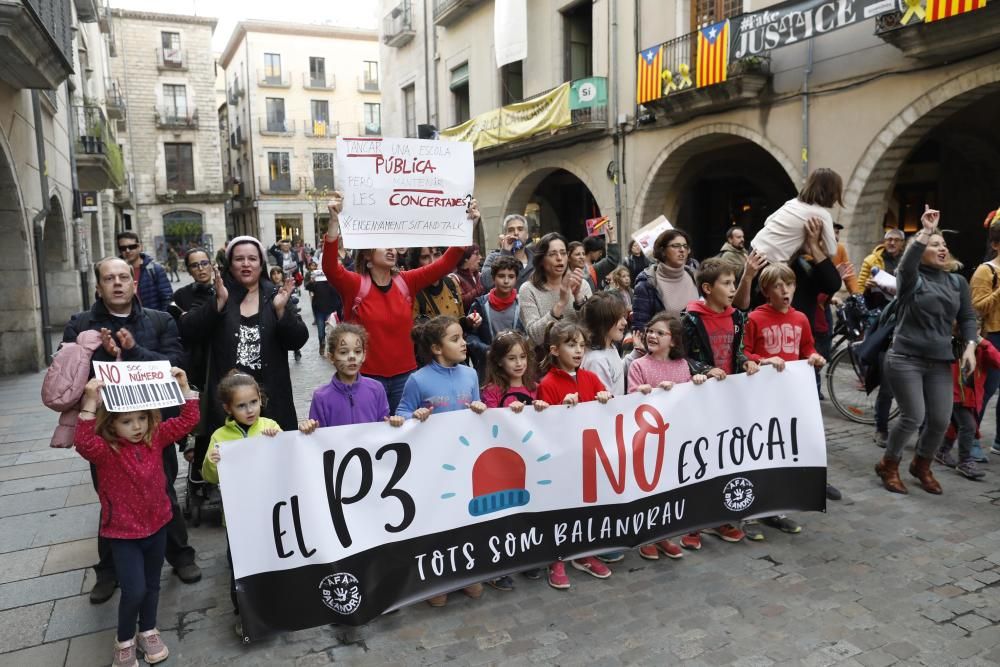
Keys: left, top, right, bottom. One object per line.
{"left": 105, "top": 78, "right": 125, "bottom": 119}
{"left": 73, "top": 105, "right": 124, "bottom": 190}
{"left": 228, "top": 76, "right": 244, "bottom": 105}
{"left": 154, "top": 106, "right": 199, "bottom": 130}
{"left": 358, "top": 75, "right": 380, "bottom": 93}
{"left": 305, "top": 120, "right": 340, "bottom": 138}
{"left": 303, "top": 72, "right": 336, "bottom": 90}
{"left": 384, "top": 0, "right": 416, "bottom": 47}
{"left": 0, "top": 0, "right": 75, "bottom": 89}
{"left": 433, "top": 0, "right": 484, "bottom": 27}
{"left": 259, "top": 117, "right": 295, "bottom": 136}
{"left": 156, "top": 47, "right": 187, "bottom": 71}
{"left": 874, "top": 3, "right": 1000, "bottom": 63}
{"left": 257, "top": 69, "right": 291, "bottom": 88}
{"left": 258, "top": 175, "right": 302, "bottom": 195}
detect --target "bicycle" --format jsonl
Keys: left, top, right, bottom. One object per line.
{"left": 825, "top": 294, "right": 900, "bottom": 425}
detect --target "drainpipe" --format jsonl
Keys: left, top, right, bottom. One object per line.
{"left": 30, "top": 90, "right": 53, "bottom": 364}
{"left": 119, "top": 8, "right": 138, "bottom": 235}
{"left": 801, "top": 39, "right": 813, "bottom": 181}
{"left": 422, "top": 0, "right": 431, "bottom": 123}
{"left": 66, "top": 85, "right": 90, "bottom": 311}
{"left": 611, "top": 0, "right": 622, "bottom": 235}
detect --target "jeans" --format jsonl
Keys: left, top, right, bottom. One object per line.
{"left": 815, "top": 331, "right": 832, "bottom": 394}
{"left": 885, "top": 351, "right": 953, "bottom": 461}
{"left": 92, "top": 444, "right": 196, "bottom": 583}
{"left": 980, "top": 332, "right": 1000, "bottom": 445}
{"left": 109, "top": 527, "right": 167, "bottom": 642}
{"left": 875, "top": 354, "right": 896, "bottom": 436}
{"left": 313, "top": 311, "right": 332, "bottom": 346}
{"left": 368, "top": 371, "right": 413, "bottom": 415}
{"left": 953, "top": 405, "right": 978, "bottom": 464}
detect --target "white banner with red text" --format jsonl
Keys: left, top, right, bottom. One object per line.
{"left": 218, "top": 362, "right": 826, "bottom": 638}
{"left": 335, "top": 136, "right": 474, "bottom": 249}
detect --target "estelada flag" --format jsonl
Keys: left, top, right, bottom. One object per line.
{"left": 926, "top": 0, "right": 987, "bottom": 21}
{"left": 696, "top": 20, "right": 730, "bottom": 88}
{"left": 636, "top": 45, "right": 663, "bottom": 105}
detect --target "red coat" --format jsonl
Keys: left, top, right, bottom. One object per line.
{"left": 743, "top": 304, "right": 818, "bottom": 364}
{"left": 322, "top": 238, "right": 463, "bottom": 377}
{"left": 74, "top": 398, "right": 200, "bottom": 539}
{"left": 953, "top": 338, "right": 1000, "bottom": 410}
{"left": 538, "top": 367, "right": 606, "bottom": 404}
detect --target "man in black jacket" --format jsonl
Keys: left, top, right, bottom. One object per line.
{"left": 63, "top": 257, "right": 201, "bottom": 604}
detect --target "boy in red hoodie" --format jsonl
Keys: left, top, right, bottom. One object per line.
{"left": 680, "top": 258, "right": 759, "bottom": 547}
{"left": 936, "top": 336, "right": 1000, "bottom": 480}
{"left": 741, "top": 263, "right": 826, "bottom": 539}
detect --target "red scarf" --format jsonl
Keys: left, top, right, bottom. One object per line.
{"left": 488, "top": 288, "right": 517, "bottom": 311}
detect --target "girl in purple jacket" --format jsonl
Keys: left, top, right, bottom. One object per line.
{"left": 300, "top": 323, "right": 403, "bottom": 431}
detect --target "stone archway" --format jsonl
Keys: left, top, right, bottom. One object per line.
{"left": 839, "top": 61, "right": 1000, "bottom": 258}
{"left": 0, "top": 134, "right": 42, "bottom": 374}
{"left": 503, "top": 161, "right": 609, "bottom": 241}
{"left": 632, "top": 122, "right": 802, "bottom": 234}
{"left": 43, "top": 194, "right": 81, "bottom": 328}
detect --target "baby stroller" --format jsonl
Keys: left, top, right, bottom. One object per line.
{"left": 182, "top": 435, "right": 224, "bottom": 527}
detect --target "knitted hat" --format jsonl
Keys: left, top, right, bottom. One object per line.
{"left": 226, "top": 235, "right": 266, "bottom": 263}
{"left": 467, "top": 447, "right": 530, "bottom": 517}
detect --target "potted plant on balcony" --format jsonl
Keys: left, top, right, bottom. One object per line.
{"left": 730, "top": 55, "right": 768, "bottom": 76}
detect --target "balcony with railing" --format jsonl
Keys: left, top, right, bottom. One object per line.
{"left": 874, "top": 2, "right": 1000, "bottom": 63}
{"left": 228, "top": 76, "right": 244, "bottom": 105}
{"left": 156, "top": 47, "right": 187, "bottom": 71}
{"left": 155, "top": 106, "right": 198, "bottom": 130}
{"left": 303, "top": 72, "right": 336, "bottom": 90}
{"left": 433, "top": 0, "right": 485, "bottom": 27}
{"left": 258, "top": 69, "right": 291, "bottom": 88}
{"left": 105, "top": 78, "right": 125, "bottom": 119}
{"left": 228, "top": 125, "right": 246, "bottom": 148}
{"left": 258, "top": 174, "right": 302, "bottom": 195}
{"left": 358, "top": 75, "right": 380, "bottom": 93}
{"left": 384, "top": 0, "right": 416, "bottom": 47}
{"left": 440, "top": 76, "right": 608, "bottom": 161}
{"left": 73, "top": 105, "right": 124, "bottom": 190}
{"left": 0, "top": 0, "right": 75, "bottom": 89}
{"left": 259, "top": 116, "right": 295, "bottom": 136}
{"left": 637, "top": 31, "right": 771, "bottom": 123}
{"left": 305, "top": 120, "right": 340, "bottom": 138}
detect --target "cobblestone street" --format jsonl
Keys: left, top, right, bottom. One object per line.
{"left": 4, "top": 296, "right": 1000, "bottom": 666}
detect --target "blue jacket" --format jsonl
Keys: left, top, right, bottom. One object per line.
{"left": 466, "top": 294, "right": 524, "bottom": 375}
{"left": 309, "top": 375, "right": 389, "bottom": 427}
{"left": 62, "top": 297, "right": 183, "bottom": 369}
{"left": 396, "top": 361, "right": 480, "bottom": 418}
{"left": 137, "top": 253, "right": 174, "bottom": 311}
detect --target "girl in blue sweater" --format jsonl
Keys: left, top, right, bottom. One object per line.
{"left": 396, "top": 315, "right": 486, "bottom": 607}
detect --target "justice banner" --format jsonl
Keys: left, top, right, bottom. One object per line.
{"left": 334, "top": 136, "right": 474, "bottom": 248}
{"left": 729, "top": 0, "right": 896, "bottom": 59}
{"left": 218, "top": 362, "right": 827, "bottom": 638}
{"left": 438, "top": 83, "right": 572, "bottom": 151}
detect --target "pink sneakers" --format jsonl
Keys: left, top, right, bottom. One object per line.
{"left": 571, "top": 556, "right": 612, "bottom": 579}
{"left": 112, "top": 639, "right": 138, "bottom": 667}
{"left": 681, "top": 532, "right": 702, "bottom": 550}
{"left": 548, "top": 562, "right": 570, "bottom": 589}
{"left": 136, "top": 629, "right": 169, "bottom": 664}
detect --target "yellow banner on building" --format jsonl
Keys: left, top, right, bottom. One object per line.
{"left": 440, "top": 82, "right": 571, "bottom": 151}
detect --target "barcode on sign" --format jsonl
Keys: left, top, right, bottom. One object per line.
{"left": 101, "top": 381, "right": 185, "bottom": 412}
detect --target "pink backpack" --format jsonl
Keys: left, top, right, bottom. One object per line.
{"left": 41, "top": 330, "right": 106, "bottom": 448}
{"left": 351, "top": 273, "right": 411, "bottom": 321}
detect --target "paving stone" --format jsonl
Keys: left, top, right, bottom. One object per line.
{"left": 40, "top": 538, "right": 98, "bottom": 576}
{"left": 0, "top": 487, "right": 69, "bottom": 518}
{"left": 920, "top": 606, "right": 955, "bottom": 623}
{"left": 44, "top": 594, "right": 117, "bottom": 642}
{"left": 0, "top": 505, "right": 99, "bottom": 554}
{"left": 0, "top": 639, "right": 68, "bottom": 666}
{"left": 0, "top": 601, "right": 52, "bottom": 653}
{"left": 63, "top": 484, "right": 99, "bottom": 507}
{"left": 0, "top": 569, "right": 84, "bottom": 611}
{"left": 64, "top": 629, "right": 116, "bottom": 667}
{"left": 0, "top": 546, "right": 47, "bottom": 585}
{"left": 953, "top": 613, "right": 992, "bottom": 633}
{"left": 855, "top": 650, "right": 898, "bottom": 667}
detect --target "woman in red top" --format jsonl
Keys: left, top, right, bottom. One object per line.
{"left": 322, "top": 192, "right": 482, "bottom": 412}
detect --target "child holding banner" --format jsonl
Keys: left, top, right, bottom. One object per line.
{"left": 395, "top": 315, "right": 488, "bottom": 606}
{"left": 581, "top": 292, "right": 629, "bottom": 396}
{"left": 537, "top": 321, "right": 614, "bottom": 589}
{"left": 74, "top": 368, "right": 200, "bottom": 667}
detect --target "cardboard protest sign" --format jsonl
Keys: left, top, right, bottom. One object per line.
{"left": 218, "top": 362, "right": 826, "bottom": 638}
{"left": 633, "top": 215, "right": 673, "bottom": 259}
{"left": 335, "top": 137, "right": 475, "bottom": 249}
{"left": 93, "top": 361, "right": 184, "bottom": 412}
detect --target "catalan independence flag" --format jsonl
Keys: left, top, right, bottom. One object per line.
{"left": 636, "top": 45, "right": 664, "bottom": 105}
{"left": 926, "top": 0, "right": 987, "bottom": 21}
{"left": 696, "top": 20, "right": 730, "bottom": 88}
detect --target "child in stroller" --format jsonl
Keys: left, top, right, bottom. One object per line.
{"left": 182, "top": 434, "right": 223, "bottom": 526}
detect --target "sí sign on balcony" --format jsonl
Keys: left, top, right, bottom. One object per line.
{"left": 335, "top": 137, "right": 474, "bottom": 249}
{"left": 730, "top": 0, "right": 896, "bottom": 58}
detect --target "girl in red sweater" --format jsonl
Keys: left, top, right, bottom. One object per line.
{"left": 75, "top": 369, "right": 200, "bottom": 667}
{"left": 322, "top": 192, "right": 482, "bottom": 413}
{"left": 537, "top": 321, "right": 613, "bottom": 590}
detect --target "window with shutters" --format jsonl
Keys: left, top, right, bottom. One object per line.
{"left": 162, "top": 84, "right": 187, "bottom": 121}
{"left": 164, "top": 143, "right": 194, "bottom": 191}
{"left": 313, "top": 152, "right": 335, "bottom": 190}
{"left": 691, "top": 0, "right": 742, "bottom": 31}
{"left": 501, "top": 61, "right": 524, "bottom": 105}
{"left": 403, "top": 85, "right": 417, "bottom": 138}
{"left": 268, "top": 151, "right": 291, "bottom": 191}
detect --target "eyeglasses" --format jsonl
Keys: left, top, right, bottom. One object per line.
{"left": 667, "top": 243, "right": 689, "bottom": 250}
{"left": 645, "top": 328, "right": 672, "bottom": 338}
{"left": 187, "top": 260, "right": 212, "bottom": 269}
{"left": 118, "top": 244, "right": 139, "bottom": 252}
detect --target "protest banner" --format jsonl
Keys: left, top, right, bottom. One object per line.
{"left": 335, "top": 136, "right": 474, "bottom": 249}
{"left": 218, "top": 362, "right": 826, "bottom": 638}
{"left": 633, "top": 215, "right": 674, "bottom": 259}
{"left": 92, "top": 361, "right": 184, "bottom": 412}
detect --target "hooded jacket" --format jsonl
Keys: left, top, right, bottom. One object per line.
{"left": 74, "top": 398, "right": 200, "bottom": 539}
{"left": 682, "top": 300, "right": 749, "bottom": 375}
{"left": 718, "top": 242, "right": 748, "bottom": 276}
{"left": 538, "top": 366, "right": 606, "bottom": 405}
{"left": 201, "top": 415, "right": 282, "bottom": 485}
{"left": 396, "top": 361, "right": 480, "bottom": 418}
{"left": 858, "top": 244, "right": 900, "bottom": 293}
{"left": 953, "top": 338, "right": 1000, "bottom": 410}
{"left": 309, "top": 375, "right": 390, "bottom": 427}
{"left": 179, "top": 272, "right": 309, "bottom": 432}
{"left": 134, "top": 253, "right": 174, "bottom": 311}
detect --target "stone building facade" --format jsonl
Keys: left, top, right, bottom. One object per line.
{"left": 110, "top": 9, "right": 227, "bottom": 261}
{"left": 378, "top": 0, "right": 1000, "bottom": 272}
{"left": 219, "top": 21, "right": 381, "bottom": 250}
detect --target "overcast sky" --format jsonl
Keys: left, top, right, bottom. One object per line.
{"left": 110, "top": 0, "right": 378, "bottom": 52}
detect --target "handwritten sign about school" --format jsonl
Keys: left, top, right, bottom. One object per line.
{"left": 219, "top": 362, "right": 827, "bottom": 638}
{"left": 335, "top": 137, "right": 475, "bottom": 249}
{"left": 93, "top": 361, "right": 184, "bottom": 413}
